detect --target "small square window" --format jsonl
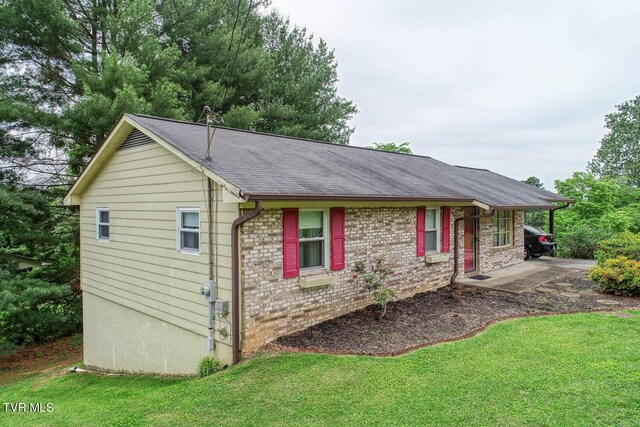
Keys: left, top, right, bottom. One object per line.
{"left": 178, "top": 208, "right": 200, "bottom": 253}
{"left": 97, "top": 208, "right": 110, "bottom": 241}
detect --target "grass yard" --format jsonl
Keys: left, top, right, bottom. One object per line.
{"left": 1, "top": 312, "right": 640, "bottom": 426}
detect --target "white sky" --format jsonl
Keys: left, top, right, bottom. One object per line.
{"left": 269, "top": 0, "right": 640, "bottom": 190}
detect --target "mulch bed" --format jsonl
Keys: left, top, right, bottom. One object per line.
{"left": 270, "top": 271, "right": 640, "bottom": 356}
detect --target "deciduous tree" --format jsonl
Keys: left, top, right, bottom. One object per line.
{"left": 588, "top": 95, "right": 640, "bottom": 186}
{"left": 367, "top": 142, "right": 413, "bottom": 154}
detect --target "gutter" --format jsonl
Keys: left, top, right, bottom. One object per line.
{"left": 245, "top": 194, "right": 475, "bottom": 203}
{"left": 450, "top": 209, "right": 495, "bottom": 285}
{"left": 231, "top": 200, "right": 263, "bottom": 365}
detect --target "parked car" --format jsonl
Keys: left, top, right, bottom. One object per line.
{"left": 524, "top": 225, "right": 556, "bottom": 260}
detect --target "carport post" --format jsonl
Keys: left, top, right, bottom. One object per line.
{"left": 549, "top": 202, "right": 571, "bottom": 235}
{"left": 548, "top": 203, "right": 571, "bottom": 257}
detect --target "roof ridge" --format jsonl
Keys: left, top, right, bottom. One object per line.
{"left": 454, "top": 165, "right": 490, "bottom": 171}
{"left": 128, "top": 113, "right": 435, "bottom": 161}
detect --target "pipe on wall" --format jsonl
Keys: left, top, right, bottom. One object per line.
{"left": 548, "top": 202, "right": 570, "bottom": 236}
{"left": 450, "top": 209, "right": 495, "bottom": 285}
{"left": 231, "top": 201, "right": 263, "bottom": 365}
{"left": 208, "top": 178, "right": 214, "bottom": 280}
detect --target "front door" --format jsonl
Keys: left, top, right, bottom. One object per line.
{"left": 464, "top": 207, "right": 477, "bottom": 272}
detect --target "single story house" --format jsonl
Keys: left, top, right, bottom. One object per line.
{"left": 0, "top": 253, "right": 42, "bottom": 272}
{"left": 63, "top": 113, "right": 570, "bottom": 374}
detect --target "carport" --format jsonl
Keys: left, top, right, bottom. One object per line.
{"left": 457, "top": 257, "right": 596, "bottom": 293}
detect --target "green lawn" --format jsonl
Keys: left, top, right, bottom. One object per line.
{"left": 2, "top": 312, "right": 640, "bottom": 426}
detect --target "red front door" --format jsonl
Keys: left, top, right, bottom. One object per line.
{"left": 464, "top": 207, "right": 477, "bottom": 272}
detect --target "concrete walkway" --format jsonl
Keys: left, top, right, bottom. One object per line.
{"left": 457, "top": 257, "right": 596, "bottom": 293}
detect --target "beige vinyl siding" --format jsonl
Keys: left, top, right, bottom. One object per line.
{"left": 80, "top": 140, "right": 238, "bottom": 369}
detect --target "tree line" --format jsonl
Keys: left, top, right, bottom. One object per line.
{"left": 522, "top": 96, "right": 640, "bottom": 258}
{"left": 0, "top": 0, "right": 358, "bottom": 350}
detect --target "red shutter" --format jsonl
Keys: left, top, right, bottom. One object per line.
{"left": 331, "top": 207, "right": 345, "bottom": 271}
{"left": 441, "top": 206, "right": 451, "bottom": 253}
{"left": 282, "top": 208, "right": 299, "bottom": 279}
{"left": 416, "top": 206, "right": 426, "bottom": 256}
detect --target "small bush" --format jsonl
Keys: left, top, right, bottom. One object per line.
{"left": 589, "top": 257, "right": 640, "bottom": 296}
{"left": 556, "top": 225, "right": 613, "bottom": 259}
{"left": 355, "top": 258, "right": 396, "bottom": 318}
{"left": 197, "top": 356, "right": 221, "bottom": 377}
{"left": 0, "top": 270, "right": 81, "bottom": 345}
{"left": 595, "top": 231, "right": 640, "bottom": 263}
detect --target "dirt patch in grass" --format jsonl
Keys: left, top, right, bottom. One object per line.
{"left": 0, "top": 335, "right": 82, "bottom": 385}
{"left": 271, "top": 271, "right": 640, "bottom": 355}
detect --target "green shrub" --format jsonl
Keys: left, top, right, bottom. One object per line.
{"left": 594, "top": 231, "right": 640, "bottom": 263}
{"left": 0, "top": 270, "right": 81, "bottom": 345}
{"left": 556, "top": 225, "right": 613, "bottom": 259}
{"left": 197, "top": 356, "right": 221, "bottom": 377}
{"left": 589, "top": 257, "right": 640, "bottom": 296}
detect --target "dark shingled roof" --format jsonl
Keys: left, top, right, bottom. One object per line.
{"left": 126, "top": 114, "right": 570, "bottom": 209}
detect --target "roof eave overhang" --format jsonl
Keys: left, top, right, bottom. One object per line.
{"left": 244, "top": 193, "right": 476, "bottom": 203}
{"left": 489, "top": 203, "right": 571, "bottom": 210}
{"left": 244, "top": 194, "right": 571, "bottom": 211}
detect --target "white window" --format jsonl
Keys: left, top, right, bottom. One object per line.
{"left": 493, "top": 210, "right": 513, "bottom": 247}
{"left": 177, "top": 208, "right": 201, "bottom": 253}
{"left": 299, "top": 209, "right": 328, "bottom": 270}
{"left": 426, "top": 207, "right": 440, "bottom": 253}
{"left": 96, "top": 208, "right": 110, "bottom": 241}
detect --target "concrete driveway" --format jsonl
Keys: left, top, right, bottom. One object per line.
{"left": 457, "top": 257, "right": 596, "bottom": 293}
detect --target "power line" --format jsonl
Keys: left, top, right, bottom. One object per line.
{"left": 221, "top": 0, "right": 254, "bottom": 106}
{"left": 218, "top": 0, "right": 243, "bottom": 89}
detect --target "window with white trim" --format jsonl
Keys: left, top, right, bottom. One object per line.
{"left": 178, "top": 208, "right": 200, "bottom": 253}
{"left": 493, "top": 210, "right": 513, "bottom": 247}
{"left": 96, "top": 208, "right": 110, "bottom": 241}
{"left": 426, "top": 207, "right": 440, "bottom": 253}
{"left": 299, "top": 210, "right": 327, "bottom": 270}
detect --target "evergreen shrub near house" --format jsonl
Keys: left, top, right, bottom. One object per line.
{"left": 556, "top": 225, "right": 613, "bottom": 259}
{"left": 589, "top": 232, "right": 640, "bottom": 296}
{"left": 589, "top": 257, "right": 640, "bottom": 297}
{"left": 0, "top": 269, "right": 81, "bottom": 346}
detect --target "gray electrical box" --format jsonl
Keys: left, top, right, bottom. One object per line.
{"left": 215, "top": 299, "right": 229, "bottom": 316}
{"left": 200, "top": 280, "right": 217, "bottom": 303}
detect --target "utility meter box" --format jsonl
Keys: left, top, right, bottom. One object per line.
{"left": 215, "top": 299, "right": 229, "bottom": 316}
{"left": 200, "top": 280, "right": 217, "bottom": 303}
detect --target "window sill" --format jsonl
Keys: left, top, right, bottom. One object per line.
{"left": 492, "top": 244, "right": 513, "bottom": 250}
{"left": 425, "top": 253, "right": 450, "bottom": 264}
{"left": 177, "top": 249, "right": 201, "bottom": 256}
{"left": 299, "top": 272, "right": 336, "bottom": 289}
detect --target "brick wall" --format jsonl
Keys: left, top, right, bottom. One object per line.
{"left": 478, "top": 210, "right": 525, "bottom": 272}
{"left": 240, "top": 206, "right": 524, "bottom": 354}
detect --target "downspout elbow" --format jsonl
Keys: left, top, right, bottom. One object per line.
{"left": 551, "top": 202, "right": 571, "bottom": 212}
{"left": 231, "top": 200, "right": 263, "bottom": 365}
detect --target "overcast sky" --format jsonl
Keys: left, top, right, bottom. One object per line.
{"left": 269, "top": 0, "right": 640, "bottom": 190}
